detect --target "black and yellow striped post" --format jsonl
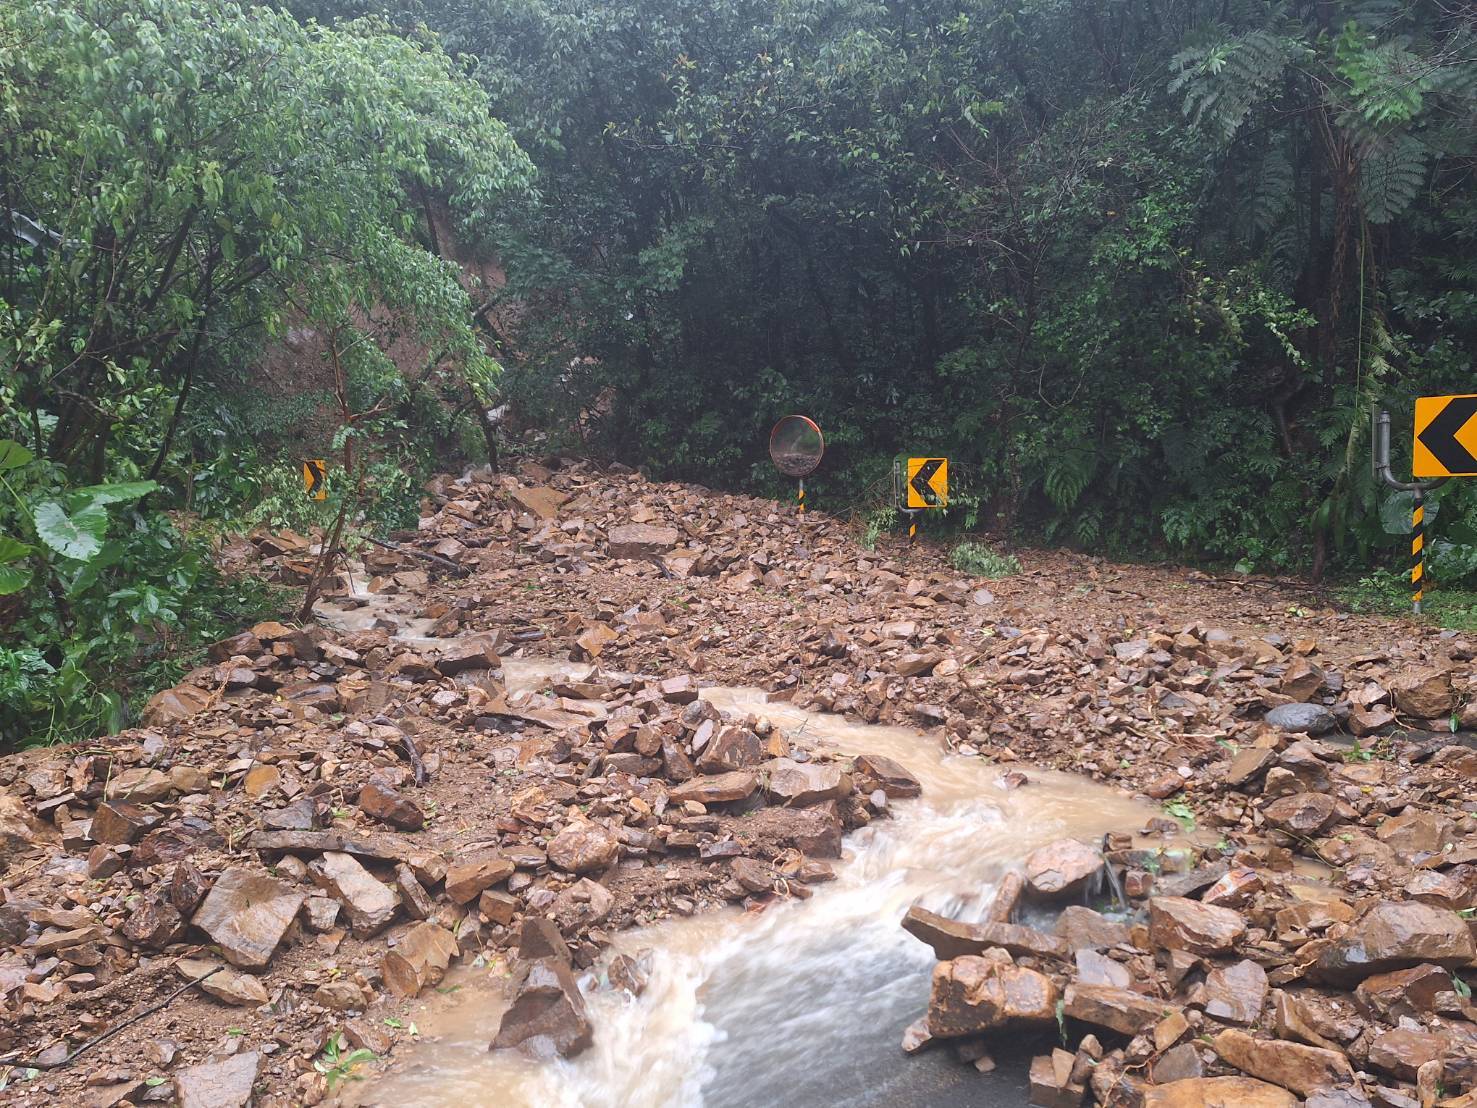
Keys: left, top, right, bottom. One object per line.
{"left": 797, "top": 478, "right": 805, "bottom": 516}
{"left": 907, "top": 509, "right": 919, "bottom": 544}
{"left": 1412, "top": 488, "right": 1425, "bottom": 614}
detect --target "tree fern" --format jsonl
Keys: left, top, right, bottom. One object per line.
{"left": 1252, "top": 147, "right": 1294, "bottom": 234}
{"left": 1171, "top": 28, "right": 1303, "bottom": 143}
{"left": 1358, "top": 131, "right": 1427, "bottom": 223}
{"left": 1044, "top": 448, "right": 1095, "bottom": 511}
{"left": 1265, "top": 224, "right": 1305, "bottom": 292}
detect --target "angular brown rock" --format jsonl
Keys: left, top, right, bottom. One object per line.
{"left": 1314, "top": 900, "right": 1476, "bottom": 985}
{"left": 383, "top": 921, "right": 459, "bottom": 997}
{"left": 191, "top": 867, "right": 305, "bottom": 969}
{"left": 491, "top": 957, "right": 593, "bottom": 1058}
{"left": 547, "top": 822, "right": 619, "bottom": 875}
{"left": 1211, "top": 1028, "right": 1354, "bottom": 1098}
{"left": 359, "top": 779, "right": 426, "bottom": 832}
{"left": 1024, "top": 839, "right": 1104, "bottom": 899}
{"left": 927, "top": 954, "right": 1059, "bottom": 1038}
{"left": 1149, "top": 897, "right": 1247, "bottom": 956}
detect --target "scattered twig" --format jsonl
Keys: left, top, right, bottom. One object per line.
{"left": 8, "top": 966, "right": 222, "bottom": 1071}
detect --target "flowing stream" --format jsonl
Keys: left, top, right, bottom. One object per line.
{"left": 328, "top": 634, "right": 1179, "bottom": 1108}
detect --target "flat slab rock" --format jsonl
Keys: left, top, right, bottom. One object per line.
{"left": 174, "top": 1051, "right": 260, "bottom": 1108}
{"left": 1314, "top": 900, "right": 1476, "bottom": 985}
{"left": 1142, "top": 1076, "right": 1296, "bottom": 1108}
{"left": 191, "top": 867, "right": 305, "bottom": 969}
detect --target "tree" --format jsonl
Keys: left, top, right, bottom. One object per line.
{"left": 0, "top": 0, "right": 534, "bottom": 484}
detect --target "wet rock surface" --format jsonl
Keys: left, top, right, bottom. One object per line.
{"left": 1, "top": 460, "right": 1474, "bottom": 1105}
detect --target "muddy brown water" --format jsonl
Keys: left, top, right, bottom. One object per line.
{"left": 316, "top": 606, "right": 1183, "bottom": 1107}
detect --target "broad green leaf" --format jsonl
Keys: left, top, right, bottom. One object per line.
{"left": 71, "top": 480, "right": 157, "bottom": 509}
{"left": 0, "top": 536, "right": 33, "bottom": 563}
{"left": 0, "top": 440, "right": 32, "bottom": 473}
{"left": 0, "top": 563, "right": 30, "bottom": 596}
{"left": 33, "top": 500, "right": 108, "bottom": 562}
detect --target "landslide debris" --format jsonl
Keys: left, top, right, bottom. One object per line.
{"left": 0, "top": 457, "right": 1472, "bottom": 1106}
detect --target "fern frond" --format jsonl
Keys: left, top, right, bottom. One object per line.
{"left": 1171, "top": 27, "right": 1302, "bottom": 143}
{"left": 1044, "top": 449, "right": 1095, "bottom": 511}
{"left": 1252, "top": 147, "right": 1294, "bottom": 234}
{"left": 1358, "top": 131, "right": 1427, "bottom": 223}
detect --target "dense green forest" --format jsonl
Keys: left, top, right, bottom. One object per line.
{"left": 3, "top": 0, "right": 1477, "bottom": 742}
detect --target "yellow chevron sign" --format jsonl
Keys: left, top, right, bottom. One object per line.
{"left": 302, "top": 459, "right": 328, "bottom": 500}
{"left": 905, "top": 457, "right": 947, "bottom": 508}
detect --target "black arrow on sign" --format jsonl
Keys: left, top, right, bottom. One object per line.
{"left": 910, "top": 458, "right": 943, "bottom": 506}
{"left": 1419, "top": 396, "right": 1477, "bottom": 474}
{"left": 305, "top": 460, "right": 325, "bottom": 498}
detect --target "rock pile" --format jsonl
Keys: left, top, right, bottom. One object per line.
{"left": 0, "top": 456, "right": 1472, "bottom": 1105}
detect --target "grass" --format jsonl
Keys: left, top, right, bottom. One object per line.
{"left": 1335, "top": 569, "right": 1477, "bottom": 630}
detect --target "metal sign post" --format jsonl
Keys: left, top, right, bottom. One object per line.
{"left": 768, "top": 416, "right": 824, "bottom": 517}
{"left": 892, "top": 455, "right": 948, "bottom": 545}
{"left": 1371, "top": 405, "right": 1448, "bottom": 614}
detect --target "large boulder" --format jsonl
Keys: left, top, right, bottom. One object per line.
{"left": 1149, "top": 897, "right": 1246, "bottom": 956}
{"left": 927, "top": 954, "right": 1058, "bottom": 1038}
{"left": 191, "top": 868, "right": 305, "bottom": 969}
{"left": 1024, "top": 839, "right": 1104, "bottom": 899}
{"left": 1314, "top": 900, "right": 1476, "bottom": 985}
{"left": 0, "top": 793, "right": 49, "bottom": 867}
{"left": 1203, "top": 959, "right": 1268, "bottom": 1025}
{"left": 696, "top": 726, "right": 763, "bottom": 774}
{"left": 491, "top": 958, "right": 593, "bottom": 1059}
{"left": 1211, "top": 1029, "right": 1354, "bottom": 1098}
{"left": 1263, "top": 793, "right": 1337, "bottom": 837}
{"left": 851, "top": 754, "right": 921, "bottom": 799}
{"left": 547, "top": 822, "right": 619, "bottom": 875}
{"left": 1263, "top": 703, "right": 1336, "bottom": 735}
{"left": 309, "top": 851, "right": 398, "bottom": 937}
{"left": 1390, "top": 665, "right": 1456, "bottom": 718}
{"left": 763, "top": 759, "right": 851, "bottom": 806}
{"left": 384, "top": 921, "right": 458, "bottom": 998}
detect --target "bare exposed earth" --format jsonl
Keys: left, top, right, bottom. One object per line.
{"left": 0, "top": 459, "right": 1475, "bottom": 1107}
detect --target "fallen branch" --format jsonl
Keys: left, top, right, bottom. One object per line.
{"left": 7, "top": 966, "right": 222, "bottom": 1071}
{"left": 362, "top": 535, "right": 470, "bottom": 577}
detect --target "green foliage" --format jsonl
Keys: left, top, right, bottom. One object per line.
{"left": 1163, "top": 800, "right": 1197, "bottom": 834}
{"left": 274, "top": 0, "right": 1477, "bottom": 581}
{"left": 2, "top": 0, "right": 531, "bottom": 484}
{"left": 949, "top": 541, "right": 1021, "bottom": 579}
{"left": 1338, "top": 569, "right": 1477, "bottom": 631}
{"left": 314, "top": 1035, "right": 376, "bottom": 1091}
{"left": 0, "top": 440, "right": 293, "bottom": 746}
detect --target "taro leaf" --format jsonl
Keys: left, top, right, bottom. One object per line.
{"left": 0, "top": 564, "right": 30, "bottom": 596}
{"left": 0, "top": 440, "right": 33, "bottom": 473}
{"left": 0, "top": 535, "right": 33, "bottom": 563}
{"left": 1379, "top": 491, "right": 1438, "bottom": 536}
{"left": 0, "top": 535, "right": 33, "bottom": 595}
{"left": 70, "top": 480, "right": 157, "bottom": 509}
{"left": 33, "top": 500, "right": 108, "bottom": 561}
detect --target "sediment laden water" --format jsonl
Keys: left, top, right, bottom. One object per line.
{"left": 337, "top": 649, "right": 1175, "bottom": 1108}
